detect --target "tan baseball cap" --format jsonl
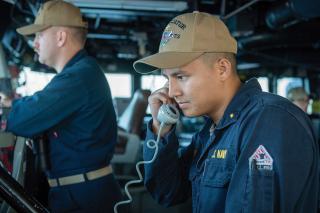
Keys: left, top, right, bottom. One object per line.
{"left": 133, "top": 11, "right": 237, "bottom": 74}
{"left": 16, "top": 0, "right": 88, "bottom": 36}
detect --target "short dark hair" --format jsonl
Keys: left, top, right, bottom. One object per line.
{"left": 201, "top": 52, "right": 237, "bottom": 72}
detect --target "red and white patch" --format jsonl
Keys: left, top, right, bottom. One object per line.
{"left": 249, "top": 145, "right": 273, "bottom": 170}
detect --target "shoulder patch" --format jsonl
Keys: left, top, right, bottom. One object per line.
{"left": 249, "top": 145, "right": 273, "bottom": 170}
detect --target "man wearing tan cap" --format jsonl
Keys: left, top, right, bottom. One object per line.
{"left": 3, "top": 1, "right": 122, "bottom": 212}
{"left": 134, "top": 12, "right": 319, "bottom": 212}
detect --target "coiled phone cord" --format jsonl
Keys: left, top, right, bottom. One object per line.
{"left": 113, "top": 122, "right": 165, "bottom": 213}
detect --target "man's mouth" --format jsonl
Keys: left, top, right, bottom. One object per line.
{"left": 177, "top": 101, "right": 189, "bottom": 109}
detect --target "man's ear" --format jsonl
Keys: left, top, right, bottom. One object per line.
{"left": 215, "top": 58, "right": 232, "bottom": 81}
{"left": 56, "top": 30, "right": 67, "bottom": 47}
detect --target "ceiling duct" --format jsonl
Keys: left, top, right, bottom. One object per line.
{"left": 266, "top": 0, "right": 320, "bottom": 29}
{"left": 238, "top": 26, "right": 320, "bottom": 51}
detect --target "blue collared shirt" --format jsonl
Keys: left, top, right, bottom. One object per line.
{"left": 143, "top": 78, "right": 319, "bottom": 213}
{"left": 7, "top": 50, "right": 117, "bottom": 177}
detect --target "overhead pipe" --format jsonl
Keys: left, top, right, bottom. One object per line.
{"left": 266, "top": 0, "right": 320, "bottom": 29}
{"left": 221, "top": 0, "right": 260, "bottom": 20}
{"left": 238, "top": 28, "right": 320, "bottom": 50}
{"left": 266, "top": 1, "right": 301, "bottom": 29}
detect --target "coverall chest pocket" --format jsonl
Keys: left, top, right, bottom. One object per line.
{"left": 202, "top": 158, "right": 232, "bottom": 187}
{"left": 198, "top": 159, "right": 232, "bottom": 212}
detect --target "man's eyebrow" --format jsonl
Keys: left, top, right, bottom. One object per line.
{"left": 162, "top": 69, "right": 183, "bottom": 78}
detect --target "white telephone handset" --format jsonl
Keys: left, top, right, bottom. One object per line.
{"left": 114, "top": 104, "right": 180, "bottom": 213}
{"left": 157, "top": 104, "right": 180, "bottom": 124}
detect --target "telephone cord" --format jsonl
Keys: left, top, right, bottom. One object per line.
{"left": 113, "top": 122, "right": 165, "bottom": 213}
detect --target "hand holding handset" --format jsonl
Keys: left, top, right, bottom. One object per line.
{"left": 113, "top": 104, "right": 180, "bottom": 213}
{"left": 157, "top": 104, "right": 180, "bottom": 124}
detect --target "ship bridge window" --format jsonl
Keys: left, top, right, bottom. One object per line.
{"left": 105, "top": 73, "right": 132, "bottom": 98}
{"left": 141, "top": 75, "right": 167, "bottom": 92}
{"left": 277, "top": 77, "right": 305, "bottom": 98}
{"left": 16, "top": 67, "right": 54, "bottom": 96}
{"left": 257, "top": 77, "right": 269, "bottom": 92}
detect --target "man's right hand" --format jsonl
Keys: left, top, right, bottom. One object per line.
{"left": 148, "top": 85, "right": 176, "bottom": 136}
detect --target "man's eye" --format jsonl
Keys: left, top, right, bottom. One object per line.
{"left": 177, "top": 75, "right": 186, "bottom": 80}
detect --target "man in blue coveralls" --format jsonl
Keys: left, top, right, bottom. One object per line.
{"left": 133, "top": 12, "right": 319, "bottom": 212}
{"left": 3, "top": 1, "right": 122, "bottom": 212}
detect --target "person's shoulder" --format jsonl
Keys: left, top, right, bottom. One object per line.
{"left": 76, "top": 54, "right": 99, "bottom": 69}
{"left": 256, "top": 91, "right": 294, "bottom": 110}
{"left": 255, "top": 91, "right": 312, "bottom": 125}
{"left": 67, "top": 55, "right": 101, "bottom": 77}
{"left": 247, "top": 91, "right": 309, "bottom": 121}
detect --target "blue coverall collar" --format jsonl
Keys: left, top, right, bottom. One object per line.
{"left": 215, "top": 78, "right": 262, "bottom": 130}
{"left": 62, "top": 49, "right": 87, "bottom": 71}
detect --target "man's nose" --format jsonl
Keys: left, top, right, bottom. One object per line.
{"left": 168, "top": 80, "right": 180, "bottom": 98}
{"left": 33, "top": 37, "right": 39, "bottom": 51}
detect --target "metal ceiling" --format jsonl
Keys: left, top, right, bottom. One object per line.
{"left": 1, "top": 0, "right": 320, "bottom": 73}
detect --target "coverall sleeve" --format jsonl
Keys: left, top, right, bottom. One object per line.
{"left": 6, "top": 71, "right": 87, "bottom": 138}
{"left": 229, "top": 105, "right": 319, "bottom": 212}
{"left": 143, "top": 120, "right": 195, "bottom": 207}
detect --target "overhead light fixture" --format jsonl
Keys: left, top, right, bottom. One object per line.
{"left": 87, "top": 33, "right": 128, "bottom": 40}
{"left": 237, "top": 63, "right": 260, "bottom": 70}
{"left": 68, "top": 0, "right": 188, "bottom": 12}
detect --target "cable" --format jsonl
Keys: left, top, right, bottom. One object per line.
{"left": 114, "top": 104, "right": 179, "bottom": 212}
{"left": 113, "top": 122, "right": 165, "bottom": 213}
